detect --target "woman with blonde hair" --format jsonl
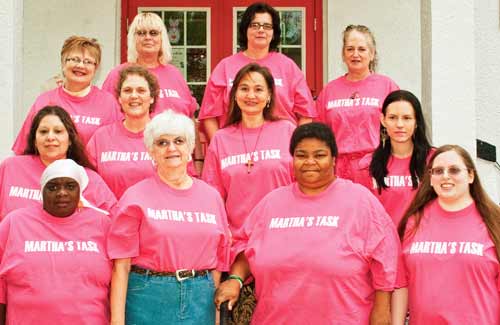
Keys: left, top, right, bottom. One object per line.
{"left": 102, "top": 12, "right": 197, "bottom": 117}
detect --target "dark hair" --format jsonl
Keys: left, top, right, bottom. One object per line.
{"left": 238, "top": 2, "right": 281, "bottom": 51}
{"left": 225, "top": 63, "right": 279, "bottom": 127}
{"left": 370, "top": 90, "right": 432, "bottom": 194}
{"left": 398, "top": 145, "right": 500, "bottom": 259}
{"left": 289, "top": 122, "right": 338, "bottom": 158}
{"left": 23, "top": 106, "right": 95, "bottom": 170}
{"left": 116, "top": 65, "right": 160, "bottom": 113}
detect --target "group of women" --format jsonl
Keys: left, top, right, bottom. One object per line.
{"left": 0, "top": 1, "right": 498, "bottom": 325}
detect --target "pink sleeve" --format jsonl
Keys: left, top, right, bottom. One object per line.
{"left": 290, "top": 65, "right": 316, "bottom": 118}
{"left": 366, "top": 196, "right": 400, "bottom": 291}
{"left": 0, "top": 217, "right": 11, "bottom": 303}
{"left": 201, "top": 139, "right": 227, "bottom": 200}
{"left": 101, "top": 69, "right": 119, "bottom": 98}
{"left": 314, "top": 88, "right": 327, "bottom": 123}
{"left": 390, "top": 79, "right": 400, "bottom": 92}
{"left": 198, "top": 64, "right": 226, "bottom": 120}
{"left": 216, "top": 198, "right": 232, "bottom": 272}
{"left": 85, "top": 170, "right": 117, "bottom": 212}
{"left": 86, "top": 135, "right": 98, "bottom": 168}
{"left": 107, "top": 203, "right": 142, "bottom": 259}
{"left": 11, "top": 106, "right": 37, "bottom": 154}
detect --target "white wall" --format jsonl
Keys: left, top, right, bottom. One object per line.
{"left": 325, "top": 0, "right": 421, "bottom": 97}
{"left": 19, "top": 0, "right": 120, "bottom": 133}
{"left": 0, "top": 0, "right": 23, "bottom": 160}
{"left": 474, "top": 0, "right": 500, "bottom": 202}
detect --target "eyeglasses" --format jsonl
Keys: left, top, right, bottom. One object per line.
{"left": 430, "top": 166, "right": 468, "bottom": 177}
{"left": 136, "top": 30, "right": 161, "bottom": 38}
{"left": 65, "top": 57, "right": 97, "bottom": 67}
{"left": 249, "top": 22, "right": 273, "bottom": 31}
{"left": 154, "top": 137, "right": 186, "bottom": 148}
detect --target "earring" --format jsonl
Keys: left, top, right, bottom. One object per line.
{"left": 380, "top": 127, "right": 388, "bottom": 148}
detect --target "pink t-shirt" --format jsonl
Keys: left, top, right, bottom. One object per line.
{"left": 234, "top": 179, "right": 400, "bottom": 324}
{"left": 102, "top": 63, "right": 197, "bottom": 117}
{"left": 202, "top": 120, "right": 295, "bottom": 238}
{"left": 86, "top": 121, "right": 156, "bottom": 199}
{"left": 12, "top": 86, "right": 121, "bottom": 154}
{"left": 198, "top": 52, "right": 316, "bottom": 127}
{"left": 0, "top": 155, "right": 117, "bottom": 219}
{"left": 316, "top": 74, "right": 398, "bottom": 155}
{"left": 0, "top": 205, "right": 112, "bottom": 324}
{"left": 400, "top": 200, "right": 500, "bottom": 324}
{"left": 107, "top": 175, "right": 230, "bottom": 272}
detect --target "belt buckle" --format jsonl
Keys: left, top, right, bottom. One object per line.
{"left": 175, "top": 269, "right": 195, "bottom": 282}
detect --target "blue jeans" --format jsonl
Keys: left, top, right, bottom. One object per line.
{"left": 125, "top": 270, "right": 216, "bottom": 325}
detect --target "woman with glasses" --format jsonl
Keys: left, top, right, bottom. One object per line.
{"left": 102, "top": 13, "right": 197, "bottom": 118}
{"left": 316, "top": 25, "right": 398, "bottom": 184}
{"left": 108, "top": 110, "right": 230, "bottom": 324}
{"left": 199, "top": 2, "right": 316, "bottom": 141}
{"left": 393, "top": 145, "right": 500, "bottom": 324}
{"left": 87, "top": 65, "right": 160, "bottom": 199}
{"left": 12, "top": 36, "right": 121, "bottom": 154}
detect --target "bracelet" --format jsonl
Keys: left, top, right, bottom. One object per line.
{"left": 228, "top": 274, "right": 244, "bottom": 288}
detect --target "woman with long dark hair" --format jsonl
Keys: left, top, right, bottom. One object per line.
{"left": 393, "top": 145, "right": 500, "bottom": 324}
{"left": 367, "top": 90, "right": 433, "bottom": 225}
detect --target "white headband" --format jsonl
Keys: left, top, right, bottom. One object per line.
{"left": 40, "top": 159, "right": 109, "bottom": 215}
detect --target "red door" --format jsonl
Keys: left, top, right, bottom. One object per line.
{"left": 122, "top": 0, "right": 322, "bottom": 102}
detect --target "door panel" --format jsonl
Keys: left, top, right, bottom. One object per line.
{"left": 123, "top": 0, "right": 322, "bottom": 102}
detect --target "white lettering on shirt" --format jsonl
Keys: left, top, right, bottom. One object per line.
{"left": 100, "top": 151, "right": 151, "bottom": 162}
{"left": 326, "top": 97, "right": 380, "bottom": 110}
{"left": 24, "top": 240, "right": 100, "bottom": 253}
{"left": 409, "top": 241, "right": 484, "bottom": 256}
{"left": 146, "top": 208, "right": 216, "bottom": 225}
{"left": 71, "top": 115, "right": 101, "bottom": 126}
{"left": 9, "top": 186, "right": 42, "bottom": 201}
{"left": 269, "top": 216, "right": 339, "bottom": 229}
{"left": 220, "top": 149, "right": 281, "bottom": 170}
{"left": 159, "top": 88, "right": 180, "bottom": 99}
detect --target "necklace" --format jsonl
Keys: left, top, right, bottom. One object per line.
{"left": 240, "top": 122, "right": 265, "bottom": 174}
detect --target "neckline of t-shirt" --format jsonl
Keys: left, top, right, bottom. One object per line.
{"left": 153, "top": 172, "right": 197, "bottom": 196}
{"left": 58, "top": 85, "right": 95, "bottom": 102}
{"left": 291, "top": 178, "right": 342, "bottom": 200}
{"left": 238, "top": 51, "right": 274, "bottom": 63}
{"left": 341, "top": 73, "right": 377, "bottom": 85}
{"left": 432, "top": 199, "right": 476, "bottom": 218}
{"left": 40, "top": 206, "right": 81, "bottom": 224}
{"left": 118, "top": 120, "right": 145, "bottom": 138}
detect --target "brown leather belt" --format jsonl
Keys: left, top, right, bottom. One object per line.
{"left": 131, "top": 265, "right": 210, "bottom": 281}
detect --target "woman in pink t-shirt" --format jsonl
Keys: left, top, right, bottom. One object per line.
{"left": 316, "top": 25, "right": 399, "bottom": 184}
{"left": 101, "top": 13, "right": 197, "bottom": 117}
{"left": 0, "top": 159, "right": 112, "bottom": 325}
{"left": 199, "top": 2, "right": 315, "bottom": 140}
{"left": 108, "top": 110, "right": 230, "bottom": 325}
{"left": 215, "top": 122, "right": 400, "bottom": 324}
{"left": 87, "top": 65, "right": 159, "bottom": 199}
{"left": 363, "top": 90, "right": 433, "bottom": 226}
{"left": 12, "top": 36, "right": 121, "bottom": 154}
{"left": 394, "top": 145, "right": 500, "bottom": 324}
{"left": 0, "top": 106, "right": 116, "bottom": 219}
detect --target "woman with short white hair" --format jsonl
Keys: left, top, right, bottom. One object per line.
{"left": 108, "top": 110, "right": 230, "bottom": 324}
{"left": 102, "top": 13, "right": 197, "bottom": 117}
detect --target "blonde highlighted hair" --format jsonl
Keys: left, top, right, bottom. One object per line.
{"left": 127, "top": 12, "right": 172, "bottom": 64}
{"left": 60, "top": 36, "right": 101, "bottom": 66}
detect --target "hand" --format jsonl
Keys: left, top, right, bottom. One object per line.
{"left": 214, "top": 278, "right": 241, "bottom": 311}
{"left": 370, "top": 304, "right": 391, "bottom": 325}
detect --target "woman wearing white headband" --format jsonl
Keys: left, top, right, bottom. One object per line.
{"left": 0, "top": 159, "right": 112, "bottom": 324}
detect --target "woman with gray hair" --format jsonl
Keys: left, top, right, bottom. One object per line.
{"left": 102, "top": 12, "right": 197, "bottom": 117}
{"left": 108, "top": 110, "right": 230, "bottom": 325}
{"left": 0, "top": 159, "right": 112, "bottom": 324}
